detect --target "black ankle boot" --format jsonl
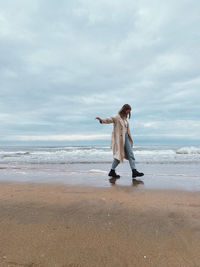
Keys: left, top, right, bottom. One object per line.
{"left": 132, "top": 169, "right": 144, "bottom": 178}
{"left": 108, "top": 169, "right": 120, "bottom": 178}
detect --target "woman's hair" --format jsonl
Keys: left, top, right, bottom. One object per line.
{"left": 118, "top": 104, "right": 132, "bottom": 119}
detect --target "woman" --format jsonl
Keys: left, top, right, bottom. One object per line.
{"left": 96, "top": 104, "right": 144, "bottom": 179}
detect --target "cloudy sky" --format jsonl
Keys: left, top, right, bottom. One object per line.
{"left": 0, "top": 0, "right": 200, "bottom": 145}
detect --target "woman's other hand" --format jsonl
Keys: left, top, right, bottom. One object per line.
{"left": 95, "top": 117, "right": 103, "bottom": 124}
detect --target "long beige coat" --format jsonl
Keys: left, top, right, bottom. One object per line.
{"left": 101, "top": 113, "right": 134, "bottom": 162}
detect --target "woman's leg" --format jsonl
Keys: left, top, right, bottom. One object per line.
{"left": 124, "top": 133, "right": 136, "bottom": 170}
{"left": 109, "top": 158, "right": 120, "bottom": 178}
{"left": 111, "top": 158, "right": 120, "bottom": 170}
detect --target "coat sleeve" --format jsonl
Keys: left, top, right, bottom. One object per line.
{"left": 101, "top": 115, "right": 116, "bottom": 124}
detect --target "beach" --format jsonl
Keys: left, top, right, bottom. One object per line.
{"left": 0, "top": 181, "right": 200, "bottom": 267}
{"left": 0, "top": 145, "right": 200, "bottom": 266}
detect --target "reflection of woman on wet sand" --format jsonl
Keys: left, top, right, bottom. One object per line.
{"left": 96, "top": 104, "right": 144, "bottom": 179}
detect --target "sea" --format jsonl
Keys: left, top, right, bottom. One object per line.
{"left": 0, "top": 145, "right": 200, "bottom": 190}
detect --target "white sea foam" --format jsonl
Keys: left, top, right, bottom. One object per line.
{"left": 0, "top": 145, "right": 200, "bottom": 165}
{"left": 176, "top": 146, "right": 200, "bottom": 154}
{"left": 89, "top": 169, "right": 107, "bottom": 173}
{"left": 136, "top": 149, "right": 176, "bottom": 155}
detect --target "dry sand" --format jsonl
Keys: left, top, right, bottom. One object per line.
{"left": 0, "top": 181, "right": 200, "bottom": 267}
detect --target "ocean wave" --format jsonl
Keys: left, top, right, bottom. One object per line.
{"left": 1, "top": 152, "right": 30, "bottom": 158}
{"left": 176, "top": 146, "right": 200, "bottom": 154}
{"left": 0, "top": 145, "right": 200, "bottom": 164}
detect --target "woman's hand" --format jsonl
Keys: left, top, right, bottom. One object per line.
{"left": 95, "top": 117, "right": 103, "bottom": 124}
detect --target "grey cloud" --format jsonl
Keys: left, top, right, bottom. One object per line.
{"left": 0, "top": 0, "right": 200, "bottom": 142}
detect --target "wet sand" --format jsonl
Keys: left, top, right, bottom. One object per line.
{"left": 0, "top": 181, "right": 200, "bottom": 266}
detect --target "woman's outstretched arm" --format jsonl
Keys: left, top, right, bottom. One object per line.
{"left": 95, "top": 115, "right": 116, "bottom": 124}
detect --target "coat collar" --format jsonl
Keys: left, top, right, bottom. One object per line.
{"left": 116, "top": 114, "right": 128, "bottom": 127}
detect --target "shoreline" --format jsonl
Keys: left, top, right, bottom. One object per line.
{"left": 0, "top": 181, "right": 200, "bottom": 266}
{"left": 0, "top": 161, "right": 200, "bottom": 191}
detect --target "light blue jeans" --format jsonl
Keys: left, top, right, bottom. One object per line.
{"left": 111, "top": 132, "right": 136, "bottom": 170}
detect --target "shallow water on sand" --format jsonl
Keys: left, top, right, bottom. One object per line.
{"left": 0, "top": 161, "right": 200, "bottom": 191}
